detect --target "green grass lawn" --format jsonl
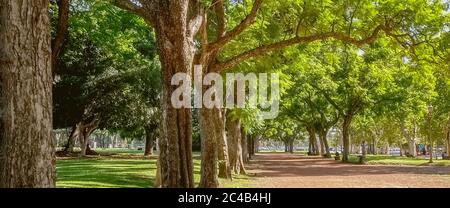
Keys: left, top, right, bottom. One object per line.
{"left": 56, "top": 149, "right": 251, "bottom": 188}
{"left": 348, "top": 154, "right": 450, "bottom": 166}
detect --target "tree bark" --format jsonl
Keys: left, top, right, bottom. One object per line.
{"left": 288, "top": 138, "right": 294, "bottom": 153}
{"left": 51, "top": 0, "right": 70, "bottom": 77}
{"left": 362, "top": 141, "right": 367, "bottom": 156}
{"left": 63, "top": 123, "right": 78, "bottom": 152}
{"left": 241, "top": 128, "right": 249, "bottom": 163}
{"left": 446, "top": 117, "right": 450, "bottom": 158}
{"left": 342, "top": 114, "right": 353, "bottom": 162}
{"left": 78, "top": 120, "right": 98, "bottom": 156}
{"left": 318, "top": 130, "right": 325, "bottom": 156}
{"left": 307, "top": 126, "right": 319, "bottom": 155}
{"left": 215, "top": 109, "right": 231, "bottom": 179}
{"left": 319, "top": 129, "right": 331, "bottom": 158}
{"left": 0, "top": 0, "right": 55, "bottom": 188}
{"left": 226, "top": 117, "right": 246, "bottom": 175}
{"left": 144, "top": 125, "right": 157, "bottom": 156}
{"left": 199, "top": 108, "right": 219, "bottom": 187}
{"left": 248, "top": 135, "right": 255, "bottom": 158}
{"left": 153, "top": 2, "right": 196, "bottom": 187}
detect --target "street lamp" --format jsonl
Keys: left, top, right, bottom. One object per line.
{"left": 428, "top": 104, "right": 433, "bottom": 163}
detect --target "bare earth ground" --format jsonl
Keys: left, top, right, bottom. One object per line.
{"left": 247, "top": 153, "right": 450, "bottom": 188}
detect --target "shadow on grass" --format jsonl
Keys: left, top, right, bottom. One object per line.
{"left": 57, "top": 158, "right": 157, "bottom": 188}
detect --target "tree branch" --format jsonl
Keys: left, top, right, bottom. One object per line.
{"left": 214, "top": 0, "right": 226, "bottom": 37}
{"left": 188, "top": 0, "right": 205, "bottom": 40}
{"left": 212, "top": 24, "right": 392, "bottom": 71}
{"left": 52, "top": 0, "right": 70, "bottom": 77}
{"left": 114, "top": 0, "right": 155, "bottom": 27}
{"left": 207, "top": 0, "right": 264, "bottom": 51}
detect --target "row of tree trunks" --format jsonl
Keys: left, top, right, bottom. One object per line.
{"left": 283, "top": 138, "right": 294, "bottom": 153}
{"left": 0, "top": 0, "right": 55, "bottom": 188}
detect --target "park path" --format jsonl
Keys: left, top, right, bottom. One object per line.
{"left": 246, "top": 153, "right": 450, "bottom": 188}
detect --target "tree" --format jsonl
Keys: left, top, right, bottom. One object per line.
{"left": 0, "top": 0, "right": 55, "bottom": 187}
{"left": 54, "top": 0, "right": 159, "bottom": 156}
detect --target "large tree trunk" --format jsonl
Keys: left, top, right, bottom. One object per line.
{"left": 401, "top": 120, "right": 417, "bottom": 157}
{"left": 144, "top": 125, "right": 157, "bottom": 156}
{"left": 447, "top": 125, "right": 450, "bottom": 158}
{"left": 319, "top": 129, "right": 331, "bottom": 158}
{"left": 284, "top": 140, "right": 289, "bottom": 152}
{"left": 255, "top": 136, "right": 260, "bottom": 153}
{"left": 342, "top": 114, "right": 353, "bottom": 162}
{"left": 51, "top": 0, "right": 70, "bottom": 77}
{"left": 153, "top": 2, "right": 196, "bottom": 188}
{"left": 63, "top": 123, "right": 78, "bottom": 152}
{"left": 248, "top": 135, "right": 255, "bottom": 158}
{"left": 241, "top": 128, "right": 249, "bottom": 163}
{"left": 307, "top": 126, "right": 319, "bottom": 155}
{"left": 318, "top": 130, "right": 325, "bottom": 156}
{"left": 79, "top": 120, "right": 98, "bottom": 156}
{"left": 362, "top": 141, "right": 367, "bottom": 156}
{"left": 199, "top": 108, "right": 219, "bottom": 187}
{"left": 0, "top": 0, "right": 55, "bottom": 188}
{"left": 372, "top": 138, "right": 378, "bottom": 155}
{"left": 445, "top": 117, "right": 450, "bottom": 158}
{"left": 226, "top": 117, "right": 246, "bottom": 175}
{"left": 215, "top": 109, "right": 231, "bottom": 179}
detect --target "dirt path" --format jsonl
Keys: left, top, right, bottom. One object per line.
{"left": 247, "top": 153, "right": 450, "bottom": 188}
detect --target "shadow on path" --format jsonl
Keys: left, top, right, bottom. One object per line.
{"left": 247, "top": 153, "right": 450, "bottom": 188}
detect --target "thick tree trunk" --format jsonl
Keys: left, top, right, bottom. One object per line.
{"left": 248, "top": 135, "right": 255, "bottom": 158}
{"left": 153, "top": 2, "right": 196, "bottom": 187}
{"left": 307, "top": 126, "right": 319, "bottom": 155}
{"left": 446, "top": 117, "right": 450, "bottom": 158}
{"left": 79, "top": 120, "right": 98, "bottom": 156}
{"left": 241, "top": 128, "right": 249, "bottom": 163}
{"left": 318, "top": 131, "right": 325, "bottom": 156}
{"left": 51, "top": 0, "right": 70, "bottom": 77}
{"left": 289, "top": 138, "right": 294, "bottom": 153}
{"left": 401, "top": 120, "right": 418, "bottom": 157}
{"left": 216, "top": 109, "right": 231, "bottom": 179}
{"left": 226, "top": 117, "right": 246, "bottom": 175}
{"left": 255, "top": 136, "right": 260, "bottom": 153}
{"left": 373, "top": 138, "right": 378, "bottom": 155}
{"left": 320, "top": 129, "right": 331, "bottom": 158}
{"left": 0, "top": 0, "right": 55, "bottom": 188}
{"left": 342, "top": 114, "right": 353, "bottom": 162}
{"left": 144, "top": 126, "right": 156, "bottom": 156}
{"left": 447, "top": 129, "right": 450, "bottom": 158}
{"left": 362, "top": 141, "right": 367, "bottom": 156}
{"left": 64, "top": 124, "right": 78, "bottom": 152}
{"left": 199, "top": 108, "right": 219, "bottom": 187}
